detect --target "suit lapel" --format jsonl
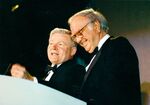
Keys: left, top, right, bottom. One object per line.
{"left": 81, "top": 37, "right": 111, "bottom": 87}
{"left": 82, "top": 47, "right": 102, "bottom": 84}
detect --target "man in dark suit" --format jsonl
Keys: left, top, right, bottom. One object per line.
{"left": 68, "top": 8, "right": 141, "bottom": 105}
{"left": 10, "top": 28, "right": 85, "bottom": 98}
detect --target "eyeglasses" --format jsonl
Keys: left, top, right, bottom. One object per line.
{"left": 71, "top": 21, "right": 94, "bottom": 41}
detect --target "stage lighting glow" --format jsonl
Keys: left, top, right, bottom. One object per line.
{"left": 11, "top": 4, "right": 19, "bottom": 12}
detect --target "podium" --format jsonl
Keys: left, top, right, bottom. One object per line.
{"left": 0, "top": 75, "right": 86, "bottom": 105}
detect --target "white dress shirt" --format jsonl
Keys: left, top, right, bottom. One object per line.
{"left": 33, "top": 64, "right": 61, "bottom": 83}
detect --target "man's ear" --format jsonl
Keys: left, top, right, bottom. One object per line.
{"left": 94, "top": 20, "right": 101, "bottom": 33}
{"left": 71, "top": 47, "right": 77, "bottom": 56}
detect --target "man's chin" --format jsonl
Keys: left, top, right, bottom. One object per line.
{"left": 87, "top": 48, "right": 94, "bottom": 54}
{"left": 50, "top": 60, "right": 58, "bottom": 64}
{"left": 85, "top": 49, "right": 92, "bottom": 53}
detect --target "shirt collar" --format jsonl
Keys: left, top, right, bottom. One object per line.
{"left": 51, "top": 64, "right": 61, "bottom": 68}
{"left": 97, "top": 34, "right": 110, "bottom": 50}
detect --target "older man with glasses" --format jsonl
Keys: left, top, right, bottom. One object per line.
{"left": 68, "top": 8, "right": 141, "bottom": 105}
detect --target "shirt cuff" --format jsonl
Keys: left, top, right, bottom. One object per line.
{"left": 33, "top": 77, "right": 38, "bottom": 83}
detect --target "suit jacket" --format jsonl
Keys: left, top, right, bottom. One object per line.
{"left": 80, "top": 36, "right": 141, "bottom": 105}
{"left": 38, "top": 59, "right": 85, "bottom": 98}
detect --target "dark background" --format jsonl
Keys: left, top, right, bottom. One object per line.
{"left": 0, "top": 0, "right": 150, "bottom": 82}
{"left": 0, "top": 0, "right": 90, "bottom": 77}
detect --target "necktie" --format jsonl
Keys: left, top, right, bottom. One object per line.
{"left": 85, "top": 47, "right": 99, "bottom": 64}
{"left": 92, "top": 47, "right": 98, "bottom": 56}
{"left": 49, "top": 65, "right": 57, "bottom": 73}
{"left": 89, "top": 47, "right": 98, "bottom": 59}
{"left": 44, "top": 65, "right": 57, "bottom": 81}
{"left": 45, "top": 65, "right": 57, "bottom": 73}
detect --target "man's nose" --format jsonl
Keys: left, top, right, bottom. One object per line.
{"left": 51, "top": 44, "right": 57, "bottom": 50}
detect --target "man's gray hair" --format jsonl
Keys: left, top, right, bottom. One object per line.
{"left": 68, "top": 8, "right": 109, "bottom": 33}
{"left": 50, "top": 28, "right": 77, "bottom": 47}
